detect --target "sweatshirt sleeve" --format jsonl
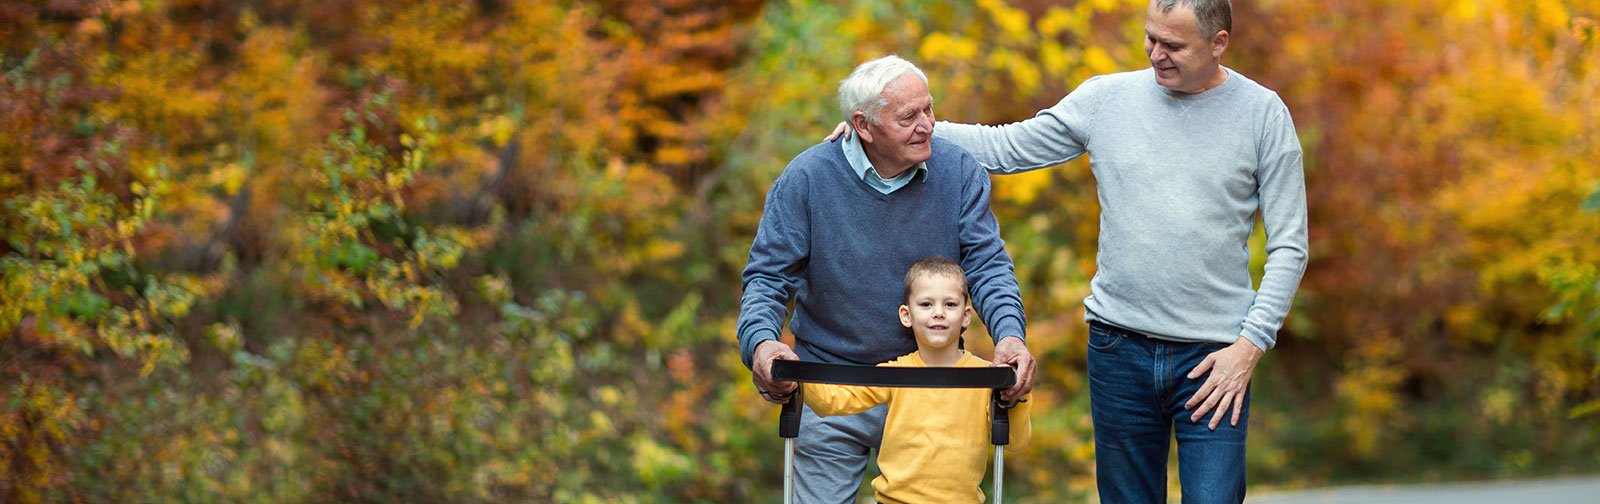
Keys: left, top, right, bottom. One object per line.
{"left": 933, "top": 75, "right": 1102, "bottom": 174}
{"left": 1003, "top": 393, "right": 1033, "bottom": 454}
{"left": 1240, "top": 102, "right": 1309, "bottom": 351}
{"left": 803, "top": 382, "right": 889, "bottom": 417}
{"left": 736, "top": 169, "right": 809, "bottom": 368}
{"left": 956, "top": 156, "right": 1027, "bottom": 343}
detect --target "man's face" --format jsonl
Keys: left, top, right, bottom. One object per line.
{"left": 1144, "top": 1, "right": 1227, "bottom": 93}
{"left": 857, "top": 74, "right": 934, "bottom": 171}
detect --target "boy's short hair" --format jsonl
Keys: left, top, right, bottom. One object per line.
{"left": 903, "top": 256, "right": 967, "bottom": 304}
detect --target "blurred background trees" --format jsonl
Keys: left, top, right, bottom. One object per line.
{"left": 1, "top": 0, "right": 1596, "bottom": 502}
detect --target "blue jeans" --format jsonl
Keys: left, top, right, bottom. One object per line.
{"left": 793, "top": 403, "right": 886, "bottom": 503}
{"left": 1087, "top": 321, "right": 1249, "bottom": 504}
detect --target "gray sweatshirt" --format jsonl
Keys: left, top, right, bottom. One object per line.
{"left": 935, "top": 67, "right": 1307, "bottom": 350}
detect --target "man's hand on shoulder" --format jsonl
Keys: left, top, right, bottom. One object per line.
{"left": 992, "top": 336, "right": 1036, "bottom": 402}
{"left": 752, "top": 339, "right": 799, "bottom": 404}
{"left": 824, "top": 122, "right": 851, "bottom": 142}
{"left": 1184, "top": 338, "right": 1265, "bottom": 429}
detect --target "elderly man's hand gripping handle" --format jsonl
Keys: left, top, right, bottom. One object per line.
{"left": 993, "top": 336, "right": 1036, "bottom": 402}
{"left": 752, "top": 339, "right": 800, "bottom": 404}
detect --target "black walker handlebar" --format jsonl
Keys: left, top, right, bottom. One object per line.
{"left": 770, "top": 360, "right": 1020, "bottom": 443}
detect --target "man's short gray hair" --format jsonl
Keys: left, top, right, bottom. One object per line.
{"left": 1154, "top": 0, "right": 1232, "bottom": 40}
{"left": 838, "top": 55, "right": 928, "bottom": 125}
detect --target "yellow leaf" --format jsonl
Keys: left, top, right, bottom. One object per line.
{"left": 1083, "top": 46, "right": 1117, "bottom": 74}
{"left": 919, "top": 32, "right": 980, "bottom": 63}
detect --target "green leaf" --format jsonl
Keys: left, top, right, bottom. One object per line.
{"left": 334, "top": 241, "right": 379, "bottom": 272}
{"left": 1583, "top": 186, "right": 1600, "bottom": 213}
{"left": 61, "top": 288, "right": 110, "bottom": 318}
{"left": 1570, "top": 398, "right": 1600, "bottom": 419}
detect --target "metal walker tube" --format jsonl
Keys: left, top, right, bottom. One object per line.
{"left": 783, "top": 438, "right": 796, "bottom": 504}
{"left": 993, "top": 446, "right": 1004, "bottom": 504}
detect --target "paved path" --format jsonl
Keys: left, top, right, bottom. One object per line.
{"left": 1250, "top": 476, "right": 1600, "bottom": 504}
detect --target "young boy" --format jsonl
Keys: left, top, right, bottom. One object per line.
{"left": 803, "top": 256, "right": 1033, "bottom": 503}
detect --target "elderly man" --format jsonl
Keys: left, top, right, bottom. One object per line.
{"left": 737, "top": 55, "right": 1036, "bottom": 502}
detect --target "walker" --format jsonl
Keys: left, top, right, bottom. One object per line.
{"left": 771, "top": 359, "right": 1021, "bottom": 504}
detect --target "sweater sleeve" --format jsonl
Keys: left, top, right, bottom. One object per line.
{"left": 803, "top": 382, "right": 889, "bottom": 417}
{"left": 736, "top": 170, "right": 810, "bottom": 368}
{"left": 956, "top": 157, "right": 1027, "bottom": 343}
{"left": 1240, "top": 102, "right": 1309, "bottom": 351}
{"left": 933, "top": 76, "right": 1101, "bottom": 174}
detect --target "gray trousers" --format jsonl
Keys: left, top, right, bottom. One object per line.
{"left": 794, "top": 403, "right": 887, "bottom": 503}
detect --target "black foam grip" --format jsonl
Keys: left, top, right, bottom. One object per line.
{"left": 779, "top": 387, "right": 803, "bottom": 439}
{"left": 991, "top": 390, "right": 1010, "bottom": 446}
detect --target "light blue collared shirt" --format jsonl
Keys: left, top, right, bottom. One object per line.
{"left": 841, "top": 128, "right": 927, "bottom": 194}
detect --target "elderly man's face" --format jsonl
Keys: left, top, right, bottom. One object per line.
{"left": 858, "top": 74, "right": 934, "bottom": 172}
{"left": 1144, "top": 1, "right": 1228, "bottom": 93}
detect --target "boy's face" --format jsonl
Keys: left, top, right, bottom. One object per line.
{"left": 898, "top": 273, "right": 971, "bottom": 352}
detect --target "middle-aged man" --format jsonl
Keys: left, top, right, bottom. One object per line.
{"left": 737, "top": 55, "right": 1036, "bottom": 503}
{"left": 832, "top": 1, "right": 1308, "bottom": 502}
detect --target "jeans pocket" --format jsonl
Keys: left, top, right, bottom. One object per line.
{"left": 1087, "top": 324, "right": 1125, "bottom": 352}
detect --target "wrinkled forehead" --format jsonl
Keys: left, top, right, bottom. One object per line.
{"left": 883, "top": 75, "right": 932, "bottom": 107}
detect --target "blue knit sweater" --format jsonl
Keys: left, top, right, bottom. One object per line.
{"left": 737, "top": 137, "right": 1026, "bottom": 368}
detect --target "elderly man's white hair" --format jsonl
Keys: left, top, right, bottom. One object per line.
{"left": 837, "top": 55, "right": 929, "bottom": 125}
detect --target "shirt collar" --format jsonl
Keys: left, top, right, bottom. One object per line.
{"left": 841, "top": 127, "right": 928, "bottom": 185}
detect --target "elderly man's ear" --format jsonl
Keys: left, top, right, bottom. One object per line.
{"left": 849, "top": 111, "right": 874, "bottom": 143}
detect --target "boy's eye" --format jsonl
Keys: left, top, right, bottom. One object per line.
{"left": 918, "top": 301, "right": 932, "bottom": 307}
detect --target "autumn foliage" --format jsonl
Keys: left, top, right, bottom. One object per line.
{"left": 2, "top": 0, "right": 1598, "bottom": 502}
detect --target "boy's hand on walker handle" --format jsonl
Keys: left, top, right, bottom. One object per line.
{"left": 752, "top": 340, "right": 799, "bottom": 404}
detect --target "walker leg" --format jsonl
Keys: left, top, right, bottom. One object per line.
{"left": 992, "top": 446, "right": 1003, "bottom": 504}
{"left": 784, "top": 438, "right": 796, "bottom": 504}
{"left": 779, "top": 390, "right": 802, "bottom": 504}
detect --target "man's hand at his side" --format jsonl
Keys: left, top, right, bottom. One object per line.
{"left": 1184, "top": 338, "right": 1265, "bottom": 429}
{"left": 992, "top": 336, "right": 1036, "bottom": 402}
{"left": 752, "top": 339, "right": 799, "bottom": 404}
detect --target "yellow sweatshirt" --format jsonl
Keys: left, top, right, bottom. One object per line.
{"left": 803, "top": 351, "right": 1032, "bottom": 504}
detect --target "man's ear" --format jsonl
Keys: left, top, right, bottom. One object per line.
{"left": 1211, "top": 30, "right": 1229, "bottom": 59}
{"left": 850, "top": 112, "right": 875, "bottom": 144}
{"left": 899, "top": 305, "right": 912, "bottom": 328}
